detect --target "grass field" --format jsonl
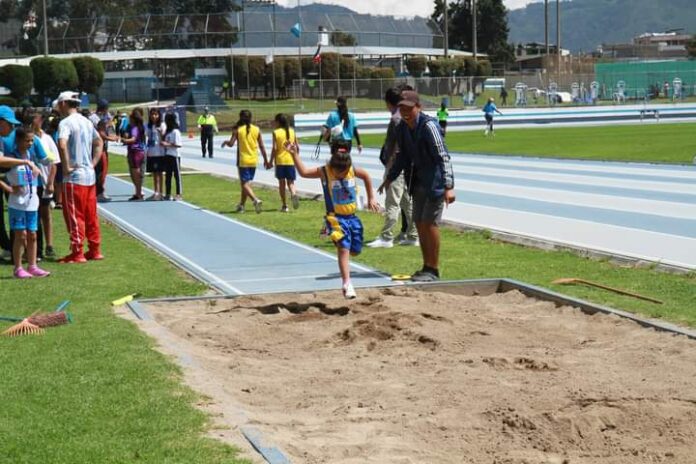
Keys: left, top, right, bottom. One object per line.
{"left": 0, "top": 215, "right": 248, "bottom": 463}
{"left": 359, "top": 122, "right": 696, "bottom": 164}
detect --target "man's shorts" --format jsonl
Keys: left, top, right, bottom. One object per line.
{"left": 127, "top": 150, "right": 145, "bottom": 169}
{"left": 146, "top": 156, "right": 165, "bottom": 173}
{"left": 412, "top": 187, "right": 445, "bottom": 226}
{"left": 275, "top": 165, "right": 297, "bottom": 181}
{"left": 239, "top": 167, "right": 256, "bottom": 183}
{"left": 9, "top": 208, "right": 39, "bottom": 232}
{"left": 325, "top": 214, "right": 363, "bottom": 255}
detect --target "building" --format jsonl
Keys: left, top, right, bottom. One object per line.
{"left": 600, "top": 31, "right": 691, "bottom": 60}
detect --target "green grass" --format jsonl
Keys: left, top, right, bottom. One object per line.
{"left": 0, "top": 215, "right": 248, "bottom": 463}
{"left": 359, "top": 122, "right": 696, "bottom": 164}
{"left": 105, "top": 158, "right": 695, "bottom": 327}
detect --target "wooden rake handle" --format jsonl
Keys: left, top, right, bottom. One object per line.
{"left": 552, "top": 278, "right": 663, "bottom": 305}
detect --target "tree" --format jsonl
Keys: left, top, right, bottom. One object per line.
{"left": 31, "top": 57, "right": 79, "bottom": 100}
{"left": 688, "top": 36, "right": 696, "bottom": 59}
{"left": 406, "top": 56, "right": 427, "bottom": 77}
{"left": 431, "top": 0, "right": 515, "bottom": 68}
{"left": 72, "top": 57, "right": 105, "bottom": 95}
{"left": 0, "top": 65, "right": 33, "bottom": 101}
{"left": 331, "top": 30, "right": 357, "bottom": 47}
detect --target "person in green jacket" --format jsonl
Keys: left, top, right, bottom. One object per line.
{"left": 437, "top": 101, "right": 449, "bottom": 135}
{"left": 197, "top": 106, "right": 218, "bottom": 158}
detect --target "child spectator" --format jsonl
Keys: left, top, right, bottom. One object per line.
{"left": 161, "top": 112, "right": 183, "bottom": 200}
{"left": 121, "top": 108, "right": 146, "bottom": 201}
{"left": 287, "top": 139, "right": 379, "bottom": 299}
{"left": 221, "top": 110, "right": 269, "bottom": 214}
{"left": 3, "top": 126, "right": 51, "bottom": 278}
{"left": 270, "top": 113, "right": 300, "bottom": 212}
{"left": 145, "top": 108, "right": 166, "bottom": 200}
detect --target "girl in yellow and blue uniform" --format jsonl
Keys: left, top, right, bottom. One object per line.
{"left": 222, "top": 110, "right": 269, "bottom": 213}
{"left": 270, "top": 113, "right": 300, "bottom": 212}
{"left": 287, "top": 139, "right": 379, "bottom": 299}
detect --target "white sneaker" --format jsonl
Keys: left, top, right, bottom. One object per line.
{"left": 367, "top": 238, "right": 394, "bottom": 248}
{"left": 399, "top": 238, "right": 420, "bottom": 247}
{"left": 342, "top": 283, "right": 357, "bottom": 299}
{"left": 280, "top": 205, "right": 289, "bottom": 213}
{"left": 235, "top": 204, "right": 245, "bottom": 213}
{"left": 291, "top": 194, "right": 300, "bottom": 210}
{"left": 254, "top": 199, "right": 263, "bottom": 214}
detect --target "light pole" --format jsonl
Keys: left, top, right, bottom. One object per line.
{"left": 556, "top": 0, "right": 561, "bottom": 80}
{"left": 472, "top": 0, "right": 477, "bottom": 62}
{"left": 42, "top": 0, "right": 49, "bottom": 55}
{"left": 544, "top": 0, "right": 549, "bottom": 57}
{"left": 443, "top": 0, "right": 448, "bottom": 58}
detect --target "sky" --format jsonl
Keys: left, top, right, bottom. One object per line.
{"left": 275, "top": 0, "right": 539, "bottom": 18}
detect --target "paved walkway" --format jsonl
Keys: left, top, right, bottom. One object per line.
{"left": 112, "top": 138, "right": 696, "bottom": 270}
{"left": 99, "top": 176, "right": 391, "bottom": 295}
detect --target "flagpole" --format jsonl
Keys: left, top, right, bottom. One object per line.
{"left": 298, "top": 0, "right": 303, "bottom": 110}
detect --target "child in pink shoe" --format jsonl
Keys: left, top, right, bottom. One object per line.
{"left": 4, "top": 126, "right": 51, "bottom": 278}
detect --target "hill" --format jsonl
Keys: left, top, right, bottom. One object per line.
{"left": 508, "top": 0, "right": 696, "bottom": 52}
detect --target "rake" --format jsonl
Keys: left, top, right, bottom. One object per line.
{"left": 552, "top": 278, "right": 663, "bottom": 304}
{"left": 1, "top": 301, "right": 73, "bottom": 337}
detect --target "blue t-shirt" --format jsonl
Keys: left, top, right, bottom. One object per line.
{"left": 483, "top": 102, "right": 498, "bottom": 116}
{"left": 324, "top": 111, "right": 357, "bottom": 142}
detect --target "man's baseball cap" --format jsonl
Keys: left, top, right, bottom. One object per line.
{"left": 56, "top": 91, "right": 81, "bottom": 104}
{"left": 398, "top": 90, "right": 420, "bottom": 107}
{"left": 0, "top": 105, "right": 20, "bottom": 125}
{"left": 97, "top": 98, "right": 109, "bottom": 110}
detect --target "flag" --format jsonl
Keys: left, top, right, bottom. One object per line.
{"left": 312, "top": 44, "right": 322, "bottom": 64}
{"left": 290, "top": 22, "right": 302, "bottom": 38}
{"left": 265, "top": 53, "right": 274, "bottom": 65}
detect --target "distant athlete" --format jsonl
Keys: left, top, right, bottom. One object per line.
{"left": 483, "top": 97, "right": 503, "bottom": 136}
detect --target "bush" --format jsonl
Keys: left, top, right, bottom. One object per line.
{"left": 370, "top": 67, "right": 395, "bottom": 79}
{"left": 31, "top": 57, "right": 79, "bottom": 99}
{"left": 0, "top": 96, "right": 17, "bottom": 107}
{"left": 72, "top": 57, "right": 104, "bottom": 95}
{"left": 476, "top": 60, "right": 493, "bottom": 77}
{"left": 428, "top": 58, "right": 456, "bottom": 78}
{"left": 0, "top": 65, "right": 33, "bottom": 101}
{"left": 406, "top": 56, "right": 427, "bottom": 77}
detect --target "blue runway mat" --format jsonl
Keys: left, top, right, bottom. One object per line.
{"left": 99, "top": 176, "right": 392, "bottom": 295}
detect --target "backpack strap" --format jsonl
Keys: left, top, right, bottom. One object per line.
{"left": 320, "top": 166, "right": 334, "bottom": 214}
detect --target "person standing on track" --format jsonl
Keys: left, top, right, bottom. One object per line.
{"left": 197, "top": 106, "right": 218, "bottom": 158}
{"left": 437, "top": 100, "right": 449, "bottom": 136}
{"left": 270, "top": 113, "right": 300, "bottom": 212}
{"left": 55, "top": 91, "right": 104, "bottom": 263}
{"left": 90, "top": 99, "right": 118, "bottom": 203}
{"left": 483, "top": 97, "right": 503, "bottom": 136}
{"left": 145, "top": 108, "right": 166, "bottom": 201}
{"left": 161, "top": 113, "right": 183, "bottom": 201}
{"left": 322, "top": 96, "right": 362, "bottom": 154}
{"left": 121, "top": 108, "right": 146, "bottom": 201}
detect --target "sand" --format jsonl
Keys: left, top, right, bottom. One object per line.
{"left": 135, "top": 287, "right": 696, "bottom": 464}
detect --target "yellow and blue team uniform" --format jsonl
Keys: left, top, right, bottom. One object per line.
{"left": 237, "top": 124, "right": 260, "bottom": 183}
{"left": 273, "top": 127, "right": 297, "bottom": 181}
{"left": 321, "top": 164, "right": 363, "bottom": 255}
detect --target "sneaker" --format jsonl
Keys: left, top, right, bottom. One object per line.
{"left": 85, "top": 250, "right": 104, "bottom": 261}
{"left": 27, "top": 265, "right": 51, "bottom": 277}
{"left": 97, "top": 193, "right": 112, "bottom": 203}
{"left": 254, "top": 199, "right": 263, "bottom": 214}
{"left": 342, "top": 282, "right": 357, "bottom": 299}
{"left": 128, "top": 195, "right": 143, "bottom": 202}
{"left": 395, "top": 232, "right": 407, "bottom": 243}
{"left": 14, "top": 267, "right": 33, "bottom": 279}
{"left": 399, "top": 238, "right": 420, "bottom": 247}
{"left": 175, "top": 195, "right": 182, "bottom": 201}
{"left": 411, "top": 271, "right": 439, "bottom": 282}
{"left": 291, "top": 194, "right": 300, "bottom": 210}
{"left": 45, "top": 246, "right": 56, "bottom": 258}
{"left": 367, "top": 238, "right": 394, "bottom": 249}
{"left": 58, "top": 253, "right": 87, "bottom": 264}
{"left": 280, "top": 205, "right": 289, "bottom": 213}
{"left": 234, "top": 204, "right": 245, "bottom": 213}
{"left": 164, "top": 195, "right": 173, "bottom": 201}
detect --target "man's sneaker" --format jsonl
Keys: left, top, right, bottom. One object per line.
{"left": 27, "top": 265, "right": 51, "bottom": 277}
{"left": 85, "top": 251, "right": 104, "bottom": 261}
{"left": 97, "top": 193, "right": 112, "bottom": 203}
{"left": 14, "top": 267, "right": 33, "bottom": 279}
{"left": 280, "top": 205, "right": 289, "bottom": 213}
{"left": 411, "top": 271, "right": 439, "bottom": 282}
{"left": 399, "top": 238, "right": 420, "bottom": 247}
{"left": 234, "top": 204, "right": 245, "bottom": 213}
{"left": 367, "top": 238, "right": 394, "bottom": 248}
{"left": 58, "top": 253, "right": 87, "bottom": 264}
{"left": 254, "top": 199, "right": 263, "bottom": 214}
{"left": 45, "top": 246, "right": 56, "bottom": 258}
{"left": 291, "top": 194, "right": 300, "bottom": 210}
{"left": 342, "top": 282, "right": 357, "bottom": 299}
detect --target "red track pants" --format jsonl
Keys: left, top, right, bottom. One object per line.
{"left": 62, "top": 183, "right": 101, "bottom": 255}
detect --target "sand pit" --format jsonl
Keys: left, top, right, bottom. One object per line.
{"left": 139, "top": 287, "right": 696, "bottom": 464}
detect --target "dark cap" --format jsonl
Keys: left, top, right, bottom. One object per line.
{"left": 97, "top": 98, "right": 109, "bottom": 110}
{"left": 398, "top": 90, "right": 420, "bottom": 107}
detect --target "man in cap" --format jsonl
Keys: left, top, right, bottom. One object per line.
{"left": 197, "top": 106, "right": 218, "bottom": 158}
{"left": 380, "top": 90, "right": 455, "bottom": 282}
{"left": 0, "top": 106, "right": 43, "bottom": 259}
{"left": 54, "top": 91, "right": 104, "bottom": 263}
{"left": 90, "top": 99, "right": 118, "bottom": 202}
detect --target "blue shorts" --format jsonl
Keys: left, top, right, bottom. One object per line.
{"left": 325, "top": 214, "right": 363, "bottom": 255}
{"left": 9, "top": 208, "right": 39, "bottom": 232}
{"left": 275, "top": 165, "right": 297, "bottom": 181}
{"left": 239, "top": 167, "right": 256, "bottom": 183}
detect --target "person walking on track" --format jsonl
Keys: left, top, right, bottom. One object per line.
{"left": 483, "top": 97, "right": 503, "bottom": 136}
{"left": 197, "top": 106, "right": 218, "bottom": 158}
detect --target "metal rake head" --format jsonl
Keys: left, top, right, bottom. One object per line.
{"left": 2, "top": 319, "right": 45, "bottom": 337}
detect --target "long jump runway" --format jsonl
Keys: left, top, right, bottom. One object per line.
{"left": 113, "top": 137, "right": 696, "bottom": 271}
{"left": 98, "top": 176, "right": 391, "bottom": 295}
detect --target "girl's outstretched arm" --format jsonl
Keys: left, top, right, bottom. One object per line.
{"left": 286, "top": 141, "right": 322, "bottom": 179}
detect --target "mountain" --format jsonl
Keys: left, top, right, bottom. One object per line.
{"left": 507, "top": 0, "right": 696, "bottom": 52}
